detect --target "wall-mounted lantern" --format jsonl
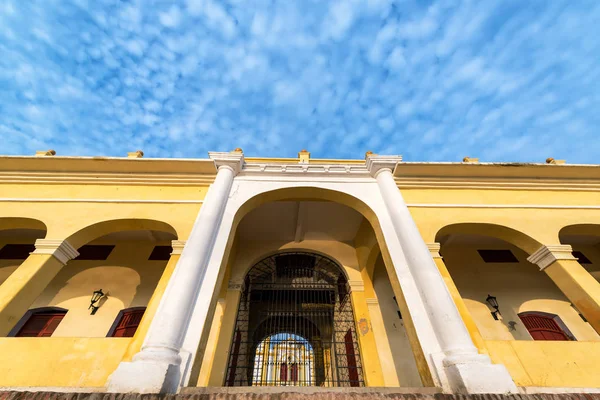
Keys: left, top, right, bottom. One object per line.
{"left": 89, "top": 289, "right": 105, "bottom": 315}
{"left": 486, "top": 294, "right": 501, "bottom": 320}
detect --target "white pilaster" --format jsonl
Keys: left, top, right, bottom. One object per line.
{"left": 33, "top": 239, "right": 79, "bottom": 265}
{"left": 107, "top": 151, "right": 244, "bottom": 394}
{"left": 527, "top": 244, "right": 576, "bottom": 271}
{"left": 366, "top": 154, "right": 517, "bottom": 394}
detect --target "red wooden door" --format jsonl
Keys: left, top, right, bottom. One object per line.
{"left": 280, "top": 363, "right": 288, "bottom": 382}
{"left": 344, "top": 329, "right": 359, "bottom": 386}
{"left": 519, "top": 312, "right": 570, "bottom": 341}
{"left": 17, "top": 312, "right": 65, "bottom": 337}
{"left": 112, "top": 308, "right": 145, "bottom": 337}
{"left": 290, "top": 363, "right": 298, "bottom": 382}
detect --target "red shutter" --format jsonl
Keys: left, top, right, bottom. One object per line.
{"left": 112, "top": 308, "right": 145, "bottom": 337}
{"left": 280, "top": 363, "right": 288, "bottom": 382}
{"left": 17, "top": 312, "right": 65, "bottom": 337}
{"left": 519, "top": 312, "right": 570, "bottom": 341}
{"left": 344, "top": 329, "right": 360, "bottom": 386}
{"left": 290, "top": 363, "right": 298, "bottom": 382}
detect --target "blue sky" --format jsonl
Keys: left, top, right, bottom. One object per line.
{"left": 1, "top": 1, "right": 599, "bottom": 162}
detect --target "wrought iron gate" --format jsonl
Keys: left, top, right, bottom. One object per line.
{"left": 225, "top": 252, "right": 364, "bottom": 387}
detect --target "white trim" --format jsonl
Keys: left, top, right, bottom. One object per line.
{"left": 348, "top": 280, "right": 365, "bottom": 292}
{"left": 170, "top": 240, "right": 186, "bottom": 255}
{"left": 33, "top": 239, "right": 79, "bottom": 265}
{"left": 426, "top": 243, "right": 442, "bottom": 259}
{"left": 0, "top": 198, "right": 204, "bottom": 204}
{"left": 210, "top": 151, "right": 244, "bottom": 175}
{"left": 242, "top": 162, "right": 370, "bottom": 176}
{"left": 406, "top": 203, "right": 600, "bottom": 209}
{"left": 527, "top": 244, "right": 576, "bottom": 271}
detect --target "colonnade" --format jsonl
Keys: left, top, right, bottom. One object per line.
{"left": 2, "top": 151, "right": 600, "bottom": 394}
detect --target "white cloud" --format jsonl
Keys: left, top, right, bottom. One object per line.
{"left": 1, "top": 0, "right": 599, "bottom": 163}
{"left": 159, "top": 6, "right": 182, "bottom": 28}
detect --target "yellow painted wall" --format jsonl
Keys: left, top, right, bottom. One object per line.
{"left": 29, "top": 239, "right": 170, "bottom": 337}
{"left": 0, "top": 230, "right": 46, "bottom": 286}
{"left": 371, "top": 256, "right": 422, "bottom": 386}
{"left": 441, "top": 241, "right": 599, "bottom": 342}
{"left": 486, "top": 340, "right": 600, "bottom": 388}
{"left": 0, "top": 337, "right": 130, "bottom": 387}
{"left": 570, "top": 244, "right": 600, "bottom": 283}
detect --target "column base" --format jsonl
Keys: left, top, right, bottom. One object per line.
{"left": 443, "top": 353, "right": 518, "bottom": 394}
{"left": 107, "top": 360, "right": 180, "bottom": 394}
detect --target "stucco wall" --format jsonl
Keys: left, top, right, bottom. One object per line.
{"left": 486, "top": 340, "right": 600, "bottom": 388}
{"left": 0, "top": 231, "right": 46, "bottom": 286}
{"left": 28, "top": 240, "right": 169, "bottom": 338}
{"left": 441, "top": 241, "right": 599, "bottom": 342}
{"left": 371, "top": 257, "right": 422, "bottom": 387}
{"left": 0, "top": 338, "right": 130, "bottom": 387}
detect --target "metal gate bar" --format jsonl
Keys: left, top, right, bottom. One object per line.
{"left": 225, "top": 252, "right": 364, "bottom": 387}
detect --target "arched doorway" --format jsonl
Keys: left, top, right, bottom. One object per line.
{"left": 225, "top": 252, "right": 364, "bottom": 387}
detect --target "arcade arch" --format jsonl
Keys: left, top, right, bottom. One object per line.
{"left": 435, "top": 223, "right": 600, "bottom": 342}
{"left": 195, "top": 193, "right": 425, "bottom": 388}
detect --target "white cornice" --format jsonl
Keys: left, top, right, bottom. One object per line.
{"left": 171, "top": 240, "right": 186, "bottom": 255}
{"left": 209, "top": 152, "right": 245, "bottom": 175}
{"left": 348, "top": 280, "right": 365, "bottom": 292}
{"left": 426, "top": 243, "right": 442, "bottom": 259}
{"left": 527, "top": 245, "right": 576, "bottom": 271}
{"left": 33, "top": 239, "right": 80, "bottom": 265}
{"left": 365, "top": 154, "right": 403, "bottom": 177}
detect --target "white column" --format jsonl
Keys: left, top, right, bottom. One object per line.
{"left": 107, "top": 151, "right": 243, "bottom": 394}
{"left": 366, "top": 155, "right": 517, "bottom": 394}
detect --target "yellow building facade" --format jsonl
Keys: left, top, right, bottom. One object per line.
{"left": 0, "top": 150, "right": 599, "bottom": 394}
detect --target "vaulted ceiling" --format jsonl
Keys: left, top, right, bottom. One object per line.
{"left": 236, "top": 201, "right": 365, "bottom": 243}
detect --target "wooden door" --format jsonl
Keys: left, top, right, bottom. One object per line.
{"left": 519, "top": 312, "right": 570, "bottom": 341}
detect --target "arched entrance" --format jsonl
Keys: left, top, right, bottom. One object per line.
{"left": 225, "top": 252, "right": 364, "bottom": 387}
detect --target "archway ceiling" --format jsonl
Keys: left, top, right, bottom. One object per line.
{"left": 236, "top": 201, "right": 365, "bottom": 243}
{"left": 89, "top": 229, "right": 176, "bottom": 243}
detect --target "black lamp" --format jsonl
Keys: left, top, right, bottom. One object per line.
{"left": 486, "top": 294, "right": 500, "bottom": 320}
{"left": 89, "top": 289, "right": 105, "bottom": 315}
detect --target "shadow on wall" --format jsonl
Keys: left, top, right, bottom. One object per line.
{"left": 437, "top": 225, "right": 600, "bottom": 342}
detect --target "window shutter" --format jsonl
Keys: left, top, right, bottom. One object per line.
{"left": 519, "top": 312, "right": 570, "bottom": 341}
{"left": 16, "top": 311, "right": 66, "bottom": 337}
{"left": 112, "top": 308, "right": 146, "bottom": 337}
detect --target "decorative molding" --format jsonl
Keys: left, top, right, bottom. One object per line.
{"left": 426, "top": 243, "right": 442, "bottom": 259}
{"left": 0, "top": 198, "right": 204, "bottom": 204}
{"left": 228, "top": 281, "right": 243, "bottom": 291}
{"left": 365, "top": 154, "right": 403, "bottom": 178}
{"left": 527, "top": 245, "right": 576, "bottom": 271}
{"left": 240, "top": 162, "right": 370, "bottom": 176}
{"left": 171, "top": 240, "right": 186, "bottom": 255}
{"left": 395, "top": 178, "right": 600, "bottom": 191}
{"left": 348, "top": 280, "right": 365, "bottom": 292}
{"left": 406, "top": 203, "right": 600, "bottom": 210}
{"left": 0, "top": 173, "right": 216, "bottom": 186}
{"left": 209, "top": 152, "right": 245, "bottom": 175}
{"left": 33, "top": 239, "right": 79, "bottom": 265}
{"left": 365, "top": 298, "right": 379, "bottom": 305}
